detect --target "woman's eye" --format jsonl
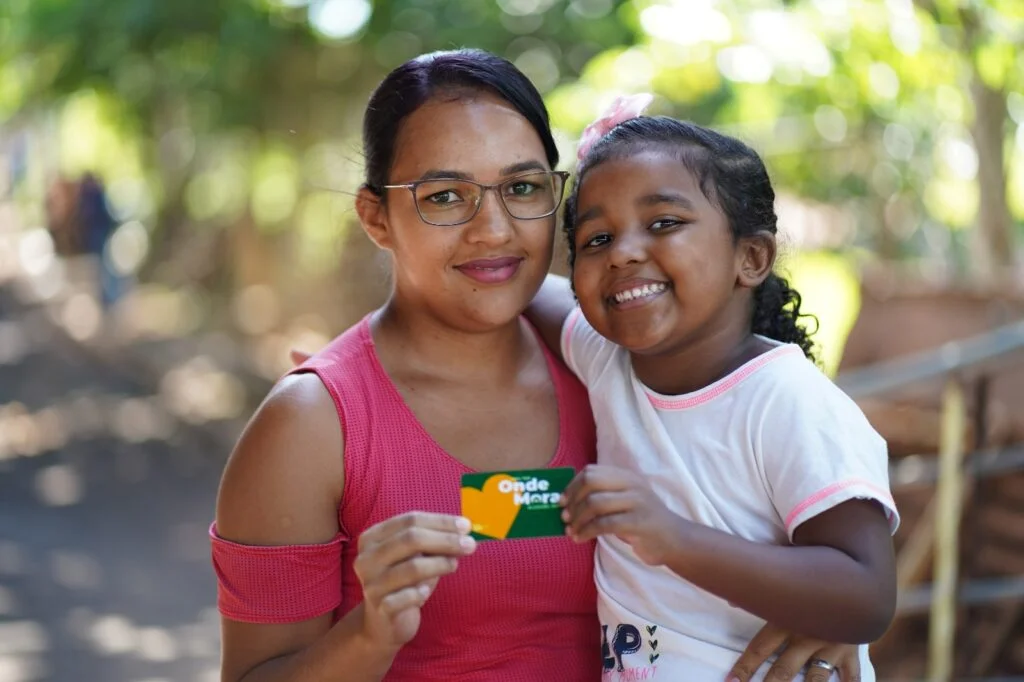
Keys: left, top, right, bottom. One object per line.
{"left": 507, "top": 181, "right": 539, "bottom": 196}
{"left": 426, "top": 190, "right": 462, "bottom": 205}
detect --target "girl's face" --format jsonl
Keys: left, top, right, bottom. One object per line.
{"left": 571, "top": 150, "right": 755, "bottom": 356}
{"left": 362, "top": 92, "right": 557, "bottom": 333}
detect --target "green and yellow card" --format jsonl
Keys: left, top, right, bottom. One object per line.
{"left": 460, "top": 467, "right": 575, "bottom": 540}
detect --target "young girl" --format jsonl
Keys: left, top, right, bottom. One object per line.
{"left": 527, "top": 99, "right": 900, "bottom": 681}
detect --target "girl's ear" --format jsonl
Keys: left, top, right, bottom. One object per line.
{"left": 356, "top": 187, "right": 394, "bottom": 251}
{"left": 737, "top": 231, "right": 776, "bottom": 289}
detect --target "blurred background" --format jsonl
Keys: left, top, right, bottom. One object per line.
{"left": 0, "top": 0, "right": 1022, "bottom": 680}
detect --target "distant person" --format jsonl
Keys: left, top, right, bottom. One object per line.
{"left": 44, "top": 175, "right": 81, "bottom": 257}
{"left": 6, "top": 134, "right": 28, "bottom": 198}
{"left": 77, "top": 172, "right": 122, "bottom": 308}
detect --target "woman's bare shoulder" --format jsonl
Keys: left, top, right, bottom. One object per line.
{"left": 215, "top": 373, "right": 344, "bottom": 546}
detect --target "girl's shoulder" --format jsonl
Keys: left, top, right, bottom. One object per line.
{"left": 560, "top": 307, "right": 628, "bottom": 387}
{"left": 741, "top": 341, "right": 866, "bottom": 416}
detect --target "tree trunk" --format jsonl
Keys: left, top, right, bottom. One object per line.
{"left": 968, "top": 75, "right": 1016, "bottom": 280}
{"left": 138, "top": 97, "right": 197, "bottom": 283}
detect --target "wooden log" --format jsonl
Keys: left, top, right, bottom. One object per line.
{"left": 967, "top": 602, "right": 1024, "bottom": 676}
{"left": 927, "top": 379, "right": 968, "bottom": 682}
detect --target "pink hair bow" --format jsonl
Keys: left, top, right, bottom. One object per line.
{"left": 577, "top": 93, "right": 655, "bottom": 162}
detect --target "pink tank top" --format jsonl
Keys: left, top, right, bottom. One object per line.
{"left": 294, "top": 315, "right": 600, "bottom": 681}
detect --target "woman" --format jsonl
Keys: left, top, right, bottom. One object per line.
{"left": 212, "top": 48, "right": 861, "bottom": 681}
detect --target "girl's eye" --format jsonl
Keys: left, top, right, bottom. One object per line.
{"left": 581, "top": 233, "right": 611, "bottom": 250}
{"left": 650, "top": 218, "right": 683, "bottom": 231}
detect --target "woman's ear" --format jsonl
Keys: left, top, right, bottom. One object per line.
{"left": 737, "top": 231, "right": 776, "bottom": 289}
{"left": 356, "top": 186, "right": 393, "bottom": 251}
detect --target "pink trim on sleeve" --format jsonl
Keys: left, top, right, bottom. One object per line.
{"left": 783, "top": 479, "right": 899, "bottom": 538}
{"left": 647, "top": 345, "right": 803, "bottom": 411}
{"left": 210, "top": 522, "right": 346, "bottom": 624}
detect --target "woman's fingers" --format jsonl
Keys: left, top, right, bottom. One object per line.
{"left": 379, "top": 583, "right": 434, "bottom": 617}
{"left": 763, "top": 640, "right": 828, "bottom": 682}
{"left": 358, "top": 521, "right": 474, "bottom": 577}
{"left": 832, "top": 644, "right": 862, "bottom": 682}
{"left": 359, "top": 512, "right": 469, "bottom": 551}
{"left": 355, "top": 512, "right": 475, "bottom": 609}
{"left": 364, "top": 555, "right": 460, "bottom": 604}
{"left": 727, "top": 622, "right": 788, "bottom": 682}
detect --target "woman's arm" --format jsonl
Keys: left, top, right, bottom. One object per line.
{"left": 217, "top": 375, "right": 474, "bottom": 682}
{"left": 562, "top": 466, "right": 897, "bottom": 644}
{"left": 524, "top": 273, "right": 576, "bottom": 358}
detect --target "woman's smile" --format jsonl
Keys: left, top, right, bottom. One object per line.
{"left": 454, "top": 256, "right": 525, "bottom": 284}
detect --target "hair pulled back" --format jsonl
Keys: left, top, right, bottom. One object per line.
{"left": 362, "top": 48, "right": 559, "bottom": 195}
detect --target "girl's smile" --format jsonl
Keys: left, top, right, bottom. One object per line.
{"left": 607, "top": 277, "right": 671, "bottom": 309}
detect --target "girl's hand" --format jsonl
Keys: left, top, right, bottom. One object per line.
{"left": 727, "top": 621, "right": 861, "bottom": 682}
{"left": 354, "top": 512, "right": 477, "bottom": 650}
{"left": 560, "top": 464, "right": 684, "bottom": 565}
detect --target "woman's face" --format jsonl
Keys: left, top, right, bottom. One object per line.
{"left": 368, "top": 92, "right": 557, "bottom": 333}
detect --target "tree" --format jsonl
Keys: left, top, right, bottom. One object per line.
{"left": 1, "top": 0, "right": 639, "bottom": 329}
{"left": 549, "top": 0, "right": 1023, "bottom": 279}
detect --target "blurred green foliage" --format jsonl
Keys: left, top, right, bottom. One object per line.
{"left": 0, "top": 0, "right": 640, "bottom": 272}
{"left": 3, "top": 0, "right": 1019, "bottom": 248}
{"left": 0, "top": 0, "right": 1022, "bottom": 368}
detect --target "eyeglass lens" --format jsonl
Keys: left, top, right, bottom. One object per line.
{"left": 411, "top": 172, "right": 564, "bottom": 226}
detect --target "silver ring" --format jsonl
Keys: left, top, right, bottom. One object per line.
{"left": 809, "top": 659, "right": 835, "bottom": 672}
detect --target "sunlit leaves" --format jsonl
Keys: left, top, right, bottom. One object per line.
{"left": 58, "top": 91, "right": 145, "bottom": 180}
{"left": 251, "top": 146, "right": 301, "bottom": 231}
{"left": 569, "top": 0, "right": 1023, "bottom": 239}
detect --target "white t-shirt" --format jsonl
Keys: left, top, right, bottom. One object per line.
{"left": 560, "top": 308, "right": 900, "bottom": 682}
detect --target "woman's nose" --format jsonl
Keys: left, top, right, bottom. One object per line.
{"left": 465, "top": 190, "right": 514, "bottom": 246}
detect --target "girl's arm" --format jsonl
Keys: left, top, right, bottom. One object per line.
{"left": 524, "top": 273, "right": 576, "bottom": 359}
{"left": 562, "top": 466, "right": 896, "bottom": 644}
{"left": 662, "top": 498, "right": 896, "bottom": 644}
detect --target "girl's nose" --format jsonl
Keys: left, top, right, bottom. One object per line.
{"left": 608, "top": 231, "right": 647, "bottom": 268}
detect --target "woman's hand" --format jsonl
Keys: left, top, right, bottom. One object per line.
{"left": 728, "top": 622, "right": 861, "bottom": 682}
{"left": 354, "top": 512, "right": 477, "bottom": 650}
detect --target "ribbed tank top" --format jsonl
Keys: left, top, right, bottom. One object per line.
{"left": 292, "top": 315, "right": 600, "bottom": 681}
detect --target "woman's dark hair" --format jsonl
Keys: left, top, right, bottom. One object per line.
{"left": 564, "top": 116, "right": 817, "bottom": 360}
{"left": 362, "top": 48, "right": 559, "bottom": 195}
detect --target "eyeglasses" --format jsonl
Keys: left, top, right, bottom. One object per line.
{"left": 381, "top": 170, "right": 570, "bottom": 227}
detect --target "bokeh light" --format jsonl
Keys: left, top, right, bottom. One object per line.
{"left": 309, "top": 0, "right": 372, "bottom": 40}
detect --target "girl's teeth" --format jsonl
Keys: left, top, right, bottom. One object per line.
{"left": 613, "top": 283, "right": 667, "bottom": 303}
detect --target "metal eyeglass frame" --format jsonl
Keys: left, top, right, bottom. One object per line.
{"left": 380, "top": 170, "right": 571, "bottom": 227}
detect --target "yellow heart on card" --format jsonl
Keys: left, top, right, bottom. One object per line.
{"left": 460, "top": 473, "right": 521, "bottom": 539}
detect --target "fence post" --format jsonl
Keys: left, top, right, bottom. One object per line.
{"left": 927, "top": 378, "right": 967, "bottom": 682}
